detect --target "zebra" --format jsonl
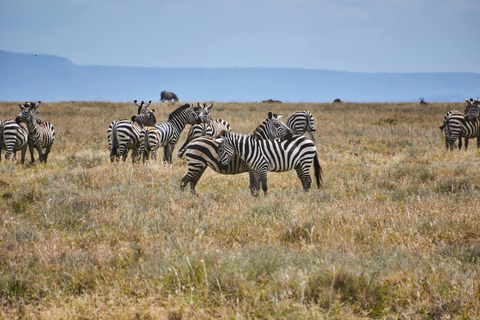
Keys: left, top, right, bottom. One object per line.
{"left": 107, "top": 109, "right": 157, "bottom": 163}
{"left": 180, "top": 111, "right": 294, "bottom": 195}
{"left": 0, "top": 118, "right": 28, "bottom": 164}
{"left": 134, "top": 100, "right": 152, "bottom": 114}
{"left": 214, "top": 131, "right": 322, "bottom": 196}
{"left": 160, "top": 91, "right": 178, "bottom": 102}
{"left": 15, "top": 101, "right": 55, "bottom": 163}
{"left": 177, "top": 108, "right": 232, "bottom": 158}
{"left": 443, "top": 98, "right": 480, "bottom": 151}
{"left": 286, "top": 110, "right": 316, "bottom": 141}
{"left": 140, "top": 103, "right": 201, "bottom": 163}
{"left": 175, "top": 102, "right": 232, "bottom": 157}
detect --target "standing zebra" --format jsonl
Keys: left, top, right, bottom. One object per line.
{"left": 214, "top": 130, "right": 322, "bottom": 196}
{"left": 108, "top": 109, "right": 157, "bottom": 163}
{"left": 180, "top": 112, "right": 294, "bottom": 195}
{"left": 15, "top": 102, "right": 55, "bottom": 163}
{"left": 0, "top": 118, "right": 28, "bottom": 164}
{"left": 286, "top": 110, "right": 316, "bottom": 141}
{"left": 443, "top": 99, "right": 480, "bottom": 151}
{"left": 176, "top": 102, "right": 231, "bottom": 157}
{"left": 140, "top": 103, "right": 201, "bottom": 163}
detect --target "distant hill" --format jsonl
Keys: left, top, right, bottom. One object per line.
{"left": 1, "top": 50, "right": 479, "bottom": 103}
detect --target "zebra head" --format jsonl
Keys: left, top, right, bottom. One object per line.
{"left": 465, "top": 98, "right": 480, "bottom": 121}
{"left": 197, "top": 102, "right": 213, "bottom": 123}
{"left": 254, "top": 111, "right": 293, "bottom": 140}
{"left": 134, "top": 100, "right": 152, "bottom": 114}
{"left": 131, "top": 109, "right": 157, "bottom": 127}
{"left": 214, "top": 130, "right": 235, "bottom": 169}
{"left": 184, "top": 103, "right": 202, "bottom": 125}
{"left": 16, "top": 101, "right": 40, "bottom": 125}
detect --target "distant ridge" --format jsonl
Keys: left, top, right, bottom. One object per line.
{"left": 1, "top": 50, "right": 479, "bottom": 103}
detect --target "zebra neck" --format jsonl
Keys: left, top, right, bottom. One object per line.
{"left": 25, "top": 118, "right": 39, "bottom": 136}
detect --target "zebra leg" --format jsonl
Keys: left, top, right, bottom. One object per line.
{"left": 28, "top": 141, "right": 35, "bottom": 163}
{"left": 248, "top": 170, "right": 261, "bottom": 197}
{"left": 43, "top": 145, "right": 52, "bottom": 163}
{"left": 20, "top": 145, "right": 27, "bottom": 165}
{"left": 131, "top": 148, "right": 140, "bottom": 164}
{"left": 259, "top": 168, "right": 268, "bottom": 196}
{"left": 162, "top": 145, "right": 169, "bottom": 164}
{"left": 464, "top": 138, "right": 469, "bottom": 150}
{"left": 295, "top": 165, "right": 312, "bottom": 192}
{"left": 180, "top": 166, "right": 206, "bottom": 194}
{"left": 151, "top": 148, "right": 157, "bottom": 162}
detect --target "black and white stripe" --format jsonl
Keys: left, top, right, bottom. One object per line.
{"left": 15, "top": 102, "right": 55, "bottom": 163}
{"left": 107, "top": 109, "right": 157, "bottom": 163}
{"left": 140, "top": 103, "right": 201, "bottom": 163}
{"left": 214, "top": 131, "right": 322, "bottom": 196}
{"left": 286, "top": 110, "right": 316, "bottom": 141}
{"left": 180, "top": 112, "right": 294, "bottom": 195}
{"left": 443, "top": 99, "right": 480, "bottom": 150}
{"left": 0, "top": 118, "right": 28, "bottom": 164}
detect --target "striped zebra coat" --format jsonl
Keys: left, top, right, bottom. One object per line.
{"left": 215, "top": 131, "right": 322, "bottom": 196}
{"left": 0, "top": 119, "right": 29, "bottom": 164}
{"left": 286, "top": 110, "right": 316, "bottom": 141}
{"left": 107, "top": 110, "right": 157, "bottom": 163}
{"left": 15, "top": 102, "right": 55, "bottom": 163}
{"left": 443, "top": 99, "right": 480, "bottom": 150}
{"left": 140, "top": 103, "right": 201, "bottom": 163}
{"left": 180, "top": 112, "right": 294, "bottom": 195}
{"left": 177, "top": 118, "right": 231, "bottom": 157}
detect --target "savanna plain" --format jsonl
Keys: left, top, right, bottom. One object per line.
{"left": 1, "top": 101, "right": 480, "bottom": 319}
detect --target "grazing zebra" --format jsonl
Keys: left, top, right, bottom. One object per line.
{"left": 15, "top": 102, "right": 55, "bottom": 163}
{"left": 140, "top": 103, "right": 201, "bottom": 163}
{"left": 0, "top": 119, "right": 28, "bottom": 164}
{"left": 160, "top": 91, "right": 178, "bottom": 102}
{"left": 107, "top": 109, "right": 157, "bottom": 163}
{"left": 180, "top": 112, "right": 294, "bottom": 195}
{"left": 286, "top": 110, "right": 316, "bottom": 141}
{"left": 443, "top": 99, "right": 480, "bottom": 150}
{"left": 214, "top": 131, "right": 322, "bottom": 196}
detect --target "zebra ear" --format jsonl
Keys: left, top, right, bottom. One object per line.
{"left": 268, "top": 111, "right": 273, "bottom": 119}
{"left": 207, "top": 103, "right": 213, "bottom": 111}
{"left": 214, "top": 137, "right": 224, "bottom": 144}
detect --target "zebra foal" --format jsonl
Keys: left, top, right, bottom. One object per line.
{"left": 214, "top": 131, "right": 322, "bottom": 196}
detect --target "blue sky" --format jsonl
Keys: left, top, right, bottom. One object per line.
{"left": 1, "top": 0, "right": 479, "bottom": 73}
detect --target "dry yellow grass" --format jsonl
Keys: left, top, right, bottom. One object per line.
{"left": 1, "top": 101, "right": 480, "bottom": 319}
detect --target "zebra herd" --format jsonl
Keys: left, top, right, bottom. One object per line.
{"left": 107, "top": 101, "right": 319, "bottom": 195}
{"left": 4, "top": 99, "right": 478, "bottom": 195}
{"left": 0, "top": 101, "right": 55, "bottom": 164}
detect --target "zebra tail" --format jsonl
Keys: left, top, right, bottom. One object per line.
{"left": 313, "top": 152, "right": 322, "bottom": 189}
{"left": 445, "top": 120, "right": 452, "bottom": 142}
{"left": 111, "top": 124, "right": 118, "bottom": 155}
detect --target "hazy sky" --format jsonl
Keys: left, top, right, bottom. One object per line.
{"left": 1, "top": 0, "right": 479, "bottom": 73}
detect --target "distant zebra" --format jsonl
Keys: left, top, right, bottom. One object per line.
{"left": 177, "top": 103, "right": 231, "bottom": 157}
{"left": 0, "top": 119, "right": 28, "bottom": 164}
{"left": 286, "top": 110, "right": 316, "bottom": 141}
{"left": 15, "top": 102, "right": 55, "bottom": 163}
{"left": 443, "top": 99, "right": 480, "bottom": 150}
{"left": 160, "top": 91, "right": 178, "bottom": 102}
{"left": 180, "top": 112, "right": 293, "bottom": 195}
{"left": 140, "top": 103, "right": 201, "bottom": 163}
{"left": 107, "top": 109, "right": 157, "bottom": 163}
{"left": 214, "top": 131, "right": 322, "bottom": 196}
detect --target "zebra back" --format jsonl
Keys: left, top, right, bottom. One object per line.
{"left": 286, "top": 110, "right": 316, "bottom": 141}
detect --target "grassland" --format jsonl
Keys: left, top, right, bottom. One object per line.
{"left": 1, "top": 101, "right": 480, "bottom": 319}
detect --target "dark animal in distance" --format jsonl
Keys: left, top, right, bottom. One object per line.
{"left": 160, "top": 91, "right": 178, "bottom": 102}
{"left": 333, "top": 98, "right": 342, "bottom": 103}
{"left": 262, "top": 99, "right": 282, "bottom": 103}
{"left": 419, "top": 97, "right": 428, "bottom": 106}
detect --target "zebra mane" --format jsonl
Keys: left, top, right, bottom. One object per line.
{"left": 168, "top": 103, "right": 192, "bottom": 121}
